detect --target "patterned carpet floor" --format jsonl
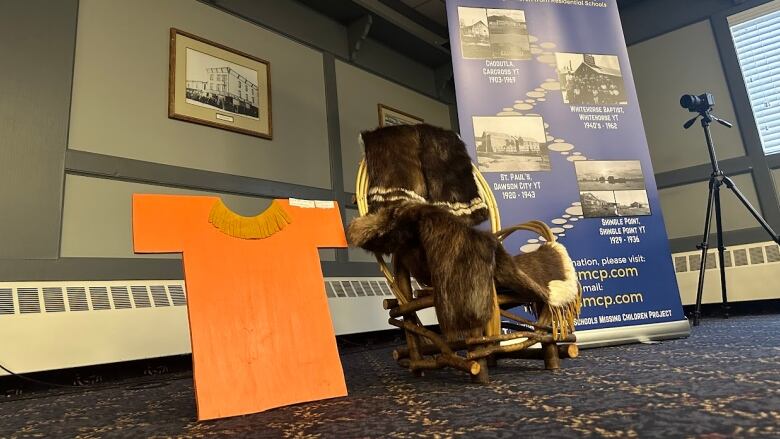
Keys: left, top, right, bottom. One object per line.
{"left": 1, "top": 315, "right": 778, "bottom": 438}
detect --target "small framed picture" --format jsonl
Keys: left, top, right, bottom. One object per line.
{"left": 377, "top": 104, "right": 423, "bottom": 127}
{"left": 169, "top": 28, "right": 272, "bottom": 139}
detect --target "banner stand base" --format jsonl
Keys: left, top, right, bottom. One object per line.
{"left": 575, "top": 320, "right": 691, "bottom": 349}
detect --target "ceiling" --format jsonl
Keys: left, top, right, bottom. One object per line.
{"left": 294, "top": 0, "right": 648, "bottom": 68}
{"left": 399, "top": 0, "right": 448, "bottom": 26}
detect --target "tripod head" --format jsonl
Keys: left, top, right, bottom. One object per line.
{"left": 683, "top": 111, "right": 733, "bottom": 130}
{"left": 680, "top": 93, "right": 733, "bottom": 129}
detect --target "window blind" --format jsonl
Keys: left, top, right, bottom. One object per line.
{"left": 729, "top": 0, "right": 780, "bottom": 155}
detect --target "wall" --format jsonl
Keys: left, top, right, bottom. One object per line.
{"left": 0, "top": 0, "right": 77, "bottom": 259}
{"left": 336, "top": 60, "right": 452, "bottom": 193}
{"left": 775, "top": 168, "right": 780, "bottom": 196}
{"left": 0, "top": 0, "right": 453, "bottom": 281}
{"left": 623, "top": 0, "right": 780, "bottom": 252}
{"left": 69, "top": 0, "right": 330, "bottom": 188}
{"left": 658, "top": 173, "right": 762, "bottom": 239}
{"left": 628, "top": 21, "right": 745, "bottom": 173}
{"left": 4, "top": 0, "right": 778, "bottom": 282}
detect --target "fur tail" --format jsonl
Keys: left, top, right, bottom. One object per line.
{"left": 417, "top": 208, "right": 496, "bottom": 341}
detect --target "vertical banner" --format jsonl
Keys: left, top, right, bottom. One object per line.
{"left": 446, "top": 0, "right": 689, "bottom": 341}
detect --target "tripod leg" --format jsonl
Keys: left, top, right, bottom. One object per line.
{"left": 693, "top": 179, "right": 716, "bottom": 326}
{"left": 722, "top": 176, "right": 780, "bottom": 245}
{"left": 713, "top": 187, "right": 730, "bottom": 319}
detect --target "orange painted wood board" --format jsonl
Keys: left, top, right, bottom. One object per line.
{"left": 132, "top": 194, "right": 348, "bottom": 420}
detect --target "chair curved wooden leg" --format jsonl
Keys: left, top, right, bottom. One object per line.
{"left": 468, "top": 327, "right": 490, "bottom": 383}
{"left": 482, "top": 287, "right": 500, "bottom": 373}
{"left": 393, "top": 261, "right": 426, "bottom": 376}
{"left": 471, "top": 358, "right": 489, "bottom": 384}
{"left": 542, "top": 342, "right": 561, "bottom": 370}
{"left": 403, "top": 314, "right": 425, "bottom": 376}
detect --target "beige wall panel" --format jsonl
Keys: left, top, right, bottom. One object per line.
{"left": 61, "top": 175, "right": 335, "bottom": 261}
{"left": 336, "top": 60, "right": 451, "bottom": 192}
{"left": 628, "top": 21, "right": 745, "bottom": 173}
{"left": 773, "top": 168, "right": 780, "bottom": 197}
{"left": 69, "top": 0, "right": 330, "bottom": 188}
{"left": 658, "top": 173, "right": 762, "bottom": 239}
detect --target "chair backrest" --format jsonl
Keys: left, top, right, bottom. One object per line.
{"left": 355, "top": 159, "right": 501, "bottom": 233}
{"left": 355, "top": 159, "right": 501, "bottom": 303}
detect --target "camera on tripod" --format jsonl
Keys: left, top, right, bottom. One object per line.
{"left": 680, "top": 92, "right": 780, "bottom": 327}
{"left": 680, "top": 93, "right": 715, "bottom": 113}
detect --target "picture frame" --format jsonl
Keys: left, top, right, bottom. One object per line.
{"left": 169, "top": 28, "right": 272, "bottom": 139}
{"left": 377, "top": 104, "right": 424, "bottom": 127}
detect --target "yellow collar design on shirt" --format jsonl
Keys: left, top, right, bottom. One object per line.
{"left": 208, "top": 199, "right": 292, "bottom": 239}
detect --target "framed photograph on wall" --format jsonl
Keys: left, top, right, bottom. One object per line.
{"left": 377, "top": 104, "right": 423, "bottom": 127}
{"left": 169, "top": 28, "right": 272, "bottom": 139}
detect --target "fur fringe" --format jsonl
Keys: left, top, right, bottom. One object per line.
{"left": 208, "top": 199, "right": 291, "bottom": 239}
{"left": 547, "top": 282, "right": 582, "bottom": 340}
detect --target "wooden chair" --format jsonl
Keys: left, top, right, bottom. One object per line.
{"left": 355, "top": 160, "right": 579, "bottom": 383}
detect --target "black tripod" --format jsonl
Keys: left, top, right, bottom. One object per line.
{"left": 684, "top": 99, "right": 780, "bottom": 326}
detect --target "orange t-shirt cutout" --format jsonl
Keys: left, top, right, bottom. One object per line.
{"left": 132, "top": 194, "right": 348, "bottom": 420}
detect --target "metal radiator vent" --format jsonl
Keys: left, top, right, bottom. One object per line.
{"left": 43, "top": 287, "right": 66, "bottom": 313}
{"left": 325, "top": 278, "right": 420, "bottom": 298}
{"left": 0, "top": 283, "right": 188, "bottom": 316}
{"left": 767, "top": 245, "right": 780, "bottom": 263}
{"left": 18, "top": 288, "right": 41, "bottom": 314}
{"left": 111, "top": 286, "right": 132, "bottom": 310}
{"left": 67, "top": 287, "right": 89, "bottom": 312}
{"left": 89, "top": 287, "right": 111, "bottom": 310}
{"left": 131, "top": 286, "right": 152, "bottom": 308}
{"left": 673, "top": 242, "right": 779, "bottom": 273}
{"left": 168, "top": 285, "right": 187, "bottom": 306}
{"left": 0, "top": 276, "right": 415, "bottom": 317}
{"left": 150, "top": 286, "right": 170, "bottom": 307}
{"left": 0, "top": 288, "right": 14, "bottom": 315}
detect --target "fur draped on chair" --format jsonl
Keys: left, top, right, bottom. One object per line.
{"left": 348, "top": 124, "right": 580, "bottom": 340}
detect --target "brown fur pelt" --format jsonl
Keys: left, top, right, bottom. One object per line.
{"left": 360, "top": 124, "right": 489, "bottom": 225}
{"left": 350, "top": 124, "right": 496, "bottom": 340}
{"left": 350, "top": 123, "right": 581, "bottom": 340}
{"left": 495, "top": 241, "right": 582, "bottom": 338}
{"left": 494, "top": 245, "right": 550, "bottom": 304}
{"left": 348, "top": 202, "right": 495, "bottom": 339}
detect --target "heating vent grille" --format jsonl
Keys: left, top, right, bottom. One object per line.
{"left": 67, "top": 287, "right": 89, "bottom": 312}
{"left": 89, "top": 287, "right": 111, "bottom": 310}
{"left": 43, "top": 287, "right": 65, "bottom": 313}
{"left": 673, "top": 242, "right": 779, "bottom": 273}
{"left": 0, "top": 282, "right": 188, "bottom": 316}
{"left": 18, "top": 288, "right": 41, "bottom": 314}
{"left": 749, "top": 247, "right": 765, "bottom": 264}
{"left": 150, "top": 286, "right": 170, "bottom": 307}
{"left": 674, "top": 256, "right": 687, "bottom": 273}
{"left": 734, "top": 249, "right": 749, "bottom": 266}
{"left": 168, "top": 285, "right": 187, "bottom": 306}
{"left": 688, "top": 253, "right": 717, "bottom": 270}
{"left": 767, "top": 245, "right": 780, "bottom": 262}
{"left": 0, "top": 276, "right": 415, "bottom": 316}
{"left": 0, "top": 288, "right": 14, "bottom": 315}
{"left": 110, "top": 287, "right": 132, "bottom": 309}
{"left": 324, "top": 278, "right": 422, "bottom": 299}
{"left": 131, "top": 286, "right": 152, "bottom": 308}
